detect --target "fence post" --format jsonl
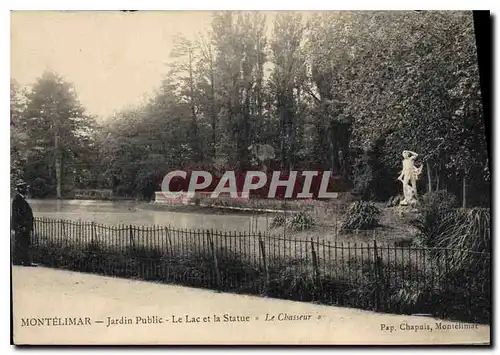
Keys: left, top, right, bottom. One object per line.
{"left": 90, "top": 222, "right": 95, "bottom": 243}
{"left": 444, "top": 248, "right": 450, "bottom": 293}
{"left": 373, "top": 239, "right": 381, "bottom": 311}
{"left": 335, "top": 213, "right": 338, "bottom": 241}
{"left": 311, "top": 238, "right": 321, "bottom": 298}
{"left": 77, "top": 220, "right": 82, "bottom": 246}
{"left": 61, "top": 219, "right": 67, "bottom": 240}
{"left": 33, "top": 218, "right": 38, "bottom": 246}
{"left": 164, "top": 226, "right": 172, "bottom": 254}
{"left": 207, "top": 230, "right": 221, "bottom": 288}
{"left": 283, "top": 210, "right": 287, "bottom": 238}
{"left": 258, "top": 233, "right": 269, "bottom": 292}
{"left": 129, "top": 225, "right": 136, "bottom": 251}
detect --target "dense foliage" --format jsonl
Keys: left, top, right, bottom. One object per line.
{"left": 413, "top": 192, "right": 490, "bottom": 273}
{"left": 340, "top": 201, "right": 381, "bottom": 231}
{"left": 270, "top": 211, "right": 315, "bottom": 231}
{"left": 11, "top": 11, "right": 489, "bottom": 206}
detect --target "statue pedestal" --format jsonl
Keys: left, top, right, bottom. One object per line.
{"left": 399, "top": 199, "right": 418, "bottom": 207}
{"left": 396, "top": 204, "right": 419, "bottom": 217}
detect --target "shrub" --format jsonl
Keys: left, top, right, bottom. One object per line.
{"left": 340, "top": 201, "right": 381, "bottom": 231}
{"left": 185, "top": 247, "right": 262, "bottom": 293}
{"left": 270, "top": 214, "right": 286, "bottom": 229}
{"left": 115, "top": 184, "right": 133, "bottom": 197}
{"left": 267, "top": 260, "right": 321, "bottom": 302}
{"left": 411, "top": 190, "right": 459, "bottom": 247}
{"left": 32, "top": 239, "right": 111, "bottom": 274}
{"left": 440, "top": 208, "right": 490, "bottom": 252}
{"left": 413, "top": 191, "right": 490, "bottom": 259}
{"left": 269, "top": 212, "right": 315, "bottom": 231}
{"left": 352, "top": 157, "right": 374, "bottom": 200}
{"left": 433, "top": 208, "right": 491, "bottom": 272}
{"left": 421, "top": 190, "right": 458, "bottom": 212}
{"left": 410, "top": 205, "right": 491, "bottom": 322}
{"left": 411, "top": 207, "right": 454, "bottom": 248}
{"left": 287, "top": 212, "right": 315, "bottom": 231}
{"left": 30, "top": 177, "right": 53, "bottom": 198}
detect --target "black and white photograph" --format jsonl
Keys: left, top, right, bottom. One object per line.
{"left": 9, "top": 10, "right": 491, "bottom": 345}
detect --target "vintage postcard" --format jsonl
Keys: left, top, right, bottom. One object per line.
{"left": 10, "top": 10, "right": 491, "bottom": 345}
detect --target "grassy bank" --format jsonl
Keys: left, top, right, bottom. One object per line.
{"left": 139, "top": 202, "right": 275, "bottom": 216}
{"left": 148, "top": 192, "right": 356, "bottom": 213}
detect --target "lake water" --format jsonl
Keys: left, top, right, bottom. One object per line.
{"left": 28, "top": 199, "right": 269, "bottom": 234}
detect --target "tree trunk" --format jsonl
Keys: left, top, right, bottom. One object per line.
{"left": 242, "top": 88, "right": 252, "bottom": 171}
{"left": 426, "top": 160, "right": 432, "bottom": 193}
{"left": 462, "top": 174, "right": 467, "bottom": 208}
{"left": 210, "top": 54, "right": 216, "bottom": 160}
{"left": 328, "top": 126, "right": 335, "bottom": 173}
{"left": 188, "top": 48, "right": 202, "bottom": 163}
{"left": 279, "top": 96, "right": 286, "bottom": 171}
{"left": 435, "top": 169, "right": 440, "bottom": 191}
{"left": 54, "top": 130, "right": 62, "bottom": 199}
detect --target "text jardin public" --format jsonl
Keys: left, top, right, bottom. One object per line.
{"left": 108, "top": 314, "right": 258, "bottom": 326}
{"left": 160, "top": 170, "right": 340, "bottom": 200}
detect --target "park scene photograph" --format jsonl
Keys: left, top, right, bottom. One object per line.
{"left": 10, "top": 10, "right": 491, "bottom": 344}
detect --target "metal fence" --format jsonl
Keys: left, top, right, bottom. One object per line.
{"left": 28, "top": 217, "right": 491, "bottom": 323}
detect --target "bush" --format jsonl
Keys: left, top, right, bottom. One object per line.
{"left": 267, "top": 261, "right": 322, "bottom": 302}
{"left": 433, "top": 208, "right": 491, "bottom": 272}
{"left": 287, "top": 212, "right": 315, "bottom": 231}
{"left": 421, "top": 190, "right": 458, "bottom": 212}
{"left": 412, "top": 192, "right": 490, "bottom": 255}
{"left": 270, "top": 214, "right": 286, "bottom": 228}
{"left": 411, "top": 207, "right": 454, "bottom": 248}
{"left": 340, "top": 201, "right": 381, "bottom": 231}
{"left": 115, "top": 184, "right": 133, "bottom": 197}
{"left": 411, "top": 190, "right": 459, "bottom": 247}
{"left": 269, "top": 212, "right": 315, "bottom": 231}
{"left": 410, "top": 205, "right": 491, "bottom": 322}
{"left": 30, "top": 177, "right": 53, "bottom": 198}
{"left": 440, "top": 208, "right": 490, "bottom": 252}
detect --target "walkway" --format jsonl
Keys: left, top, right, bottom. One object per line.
{"left": 12, "top": 266, "right": 490, "bottom": 345}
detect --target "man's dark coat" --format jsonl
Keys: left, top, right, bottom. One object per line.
{"left": 11, "top": 193, "right": 34, "bottom": 264}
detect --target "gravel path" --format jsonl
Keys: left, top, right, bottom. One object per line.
{"left": 12, "top": 266, "right": 490, "bottom": 345}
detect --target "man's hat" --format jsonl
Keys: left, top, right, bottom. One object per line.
{"left": 15, "top": 180, "right": 29, "bottom": 190}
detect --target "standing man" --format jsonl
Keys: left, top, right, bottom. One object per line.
{"left": 11, "top": 181, "right": 37, "bottom": 267}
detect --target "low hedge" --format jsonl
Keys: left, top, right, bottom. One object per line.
{"left": 27, "top": 233, "right": 490, "bottom": 324}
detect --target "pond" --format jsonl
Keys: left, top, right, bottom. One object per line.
{"left": 27, "top": 199, "right": 270, "bottom": 234}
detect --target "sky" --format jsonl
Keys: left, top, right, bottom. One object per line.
{"left": 11, "top": 11, "right": 219, "bottom": 119}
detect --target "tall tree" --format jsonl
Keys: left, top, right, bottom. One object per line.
{"left": 196, "top": 34, "right": 218, "bottom": 160}
{"left": 169, "top": 35, "right": 205, "bottom": 164}
{"left": 269, "top": 12, "right": 307, "bottom": 171}
{"left": 10, "top": 79, "right": 29, "bottom": 185}
{"left": 23, "top": 71, "right": 94, "bottom": 198}
{"left": 306, "top": 12, "right": 354, "bottom": 174}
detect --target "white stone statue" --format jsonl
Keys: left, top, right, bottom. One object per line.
{"left": 397, "top": 150, "right": 423, "bottom": 206}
